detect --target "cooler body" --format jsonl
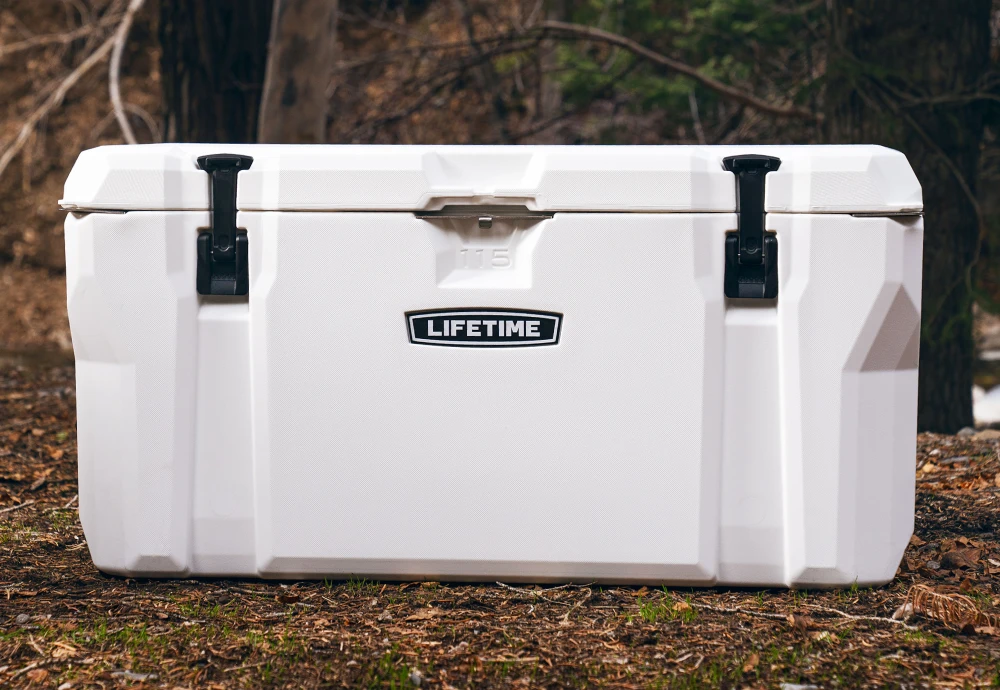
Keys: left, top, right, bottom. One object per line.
{"left": 63, "top": 144, "right": 923, "bottom": 586}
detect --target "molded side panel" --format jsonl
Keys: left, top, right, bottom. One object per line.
{"left": 773, "top": 214, "right": 922, "bottom": 587}
{"left": 68, "top": 211, "right": 204, "bottom": 576}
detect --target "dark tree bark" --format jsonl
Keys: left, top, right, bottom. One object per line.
{"left": 159, "top": 0, "right": 275, "bottom": 142}
{"left": 827, "top": 0, "right": 993, "bottom": 432}
{"left": 257, "top": 0, "right": 339, "bottom": 143}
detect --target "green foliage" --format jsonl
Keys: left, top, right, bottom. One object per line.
{"left": 365, "top": 646, "right": 417, "bottom": 688}
{"left": 635, "top": 591, "right": 698, "bottom": 624}
{"left": 345, "top": 577, "right": 381, "bottom": 596}
{"left": 553, "top": 0, "right": 825, "bottom": 143}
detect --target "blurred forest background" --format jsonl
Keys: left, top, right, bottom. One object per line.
{"left": 1, "top": 0, "right": 1000, "bottom": 432}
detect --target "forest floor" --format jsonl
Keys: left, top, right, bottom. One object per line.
{"left": 2, "top": 348, "right": 1000, "bottom": 689}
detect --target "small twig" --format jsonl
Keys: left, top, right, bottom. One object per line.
{"left": 687, "top": 601, "right": 789, "bottom": 621}
{"left": 494, "top": 582, "right": 582, "bottom": 607}
{"left": 688, "top": 600, "right": 917, "bottom": 630}
{"left": 62, "top": 494, "right": 78, "bottom": 509}
{"left": 224, "top": 661, "right": 267, "bottom": 673}
{"left": 803, "top": 604, "right": 918, "bottom": 629}
{"left": 109, "top": 0, "right": 145, "bottom": 145}
{"left": 226, "top": 586, "right": 271, "bottom": 597}
{"left": 0, "top": 500, "right": 36, "bottom": 515}
{"left": 8, "top": 661, "right": 41, "bottom": 680}
{"left": 496, "top": 582, "right": 591, "bottom": 594}
{"left": 560, "top": 588, "right": 592, "bottom": 624}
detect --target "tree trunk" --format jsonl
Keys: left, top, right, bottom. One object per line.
{"left": 159, "top": 0, "right": 274, "bottom": 142}
{"left": 257, "top": 0, "right": 339, "bottom": 143}
{"left": 826, "top": 0, "right": 992, "bottom": 432}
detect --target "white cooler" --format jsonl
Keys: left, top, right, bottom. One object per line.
{"left": 62, "top": 144, "right": 923, "bottom": 587}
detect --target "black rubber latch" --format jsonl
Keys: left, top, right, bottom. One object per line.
{"left": 196, "top": 153, "right": 254, "bottom": 295}
{"left": 723, "top": 154, "right": 781, "bottom": 299}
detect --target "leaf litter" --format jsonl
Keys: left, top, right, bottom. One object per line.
{"left": 3, "top": 363, "right": 1000, "bottom": 688}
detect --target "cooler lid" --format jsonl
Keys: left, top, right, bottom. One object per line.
{"left": 60, "top": 144, "right": 922, "bottom": 214}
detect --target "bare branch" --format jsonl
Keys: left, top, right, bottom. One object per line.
{"left": 91, "top": 103, "right": 161, "bottom": 143}
{"left": 109, "top": 0, "right": 146, "bottom": 145}
{"left": 124, "top": 102, "right": 161, "bottom": 142}
{"left": 0, "top": 14, "right": 119, "bottom": 59}
{"left": 535, "top": 19, "right": 820, "bottom": 121}
{"left": 0, "top": 30, "right": 117, "bottom": 183}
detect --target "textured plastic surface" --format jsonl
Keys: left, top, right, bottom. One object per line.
{"left": 65, "top": 145, "right": 923, "bottom": 586}
{"left": 61, "top": 144, "right": 922, "bottom": 214}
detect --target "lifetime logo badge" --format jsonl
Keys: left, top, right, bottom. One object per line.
{"left": 406, "top": 308, "right": 562, "bottom": 348}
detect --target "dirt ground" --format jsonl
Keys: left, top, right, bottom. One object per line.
{"left": 1, "top": 357, "right": 999, "bottom": 689}
{"left": 0, "top": 264, "right": 72, "bottom": 354}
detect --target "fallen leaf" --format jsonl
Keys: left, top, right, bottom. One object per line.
{"left": 892, "top": 602, "right": 913, "bottom": 620}
{"left": 909, "top": 534, "right": 926, "bottom": 547}
{"left": 50, "top": 641, "right": 78, "bottom": 659}
{"left": 29, "top": 468, "right": 53, "bottom": 491}
{"left": 49, "top": 448, "right": 64, "bottom": 461}
{"left": 277, "top": 594, "right": 301, "bottom": 605}
{"left": 942, "top": 548, "right": 981, "bottom": 570}
{"left": 786, "top": 614, "right": 813, "bottom": 632}
{"left": 673, "top": 601, "right": 691, "bottom": 613}
{"left": 26, "top": 668, "right": 48, "bottom": 683}
{"left": 31, "top": 428, "right": 44, "bottom": 437}
{"left": 405, "top": 607, "right": 443, "bottom": 621}
{"left": 742, "top": 653, "right": 759, "bottom": 673}
{"left": 905, "top": 584, "right": 1000, "bottom": 630}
